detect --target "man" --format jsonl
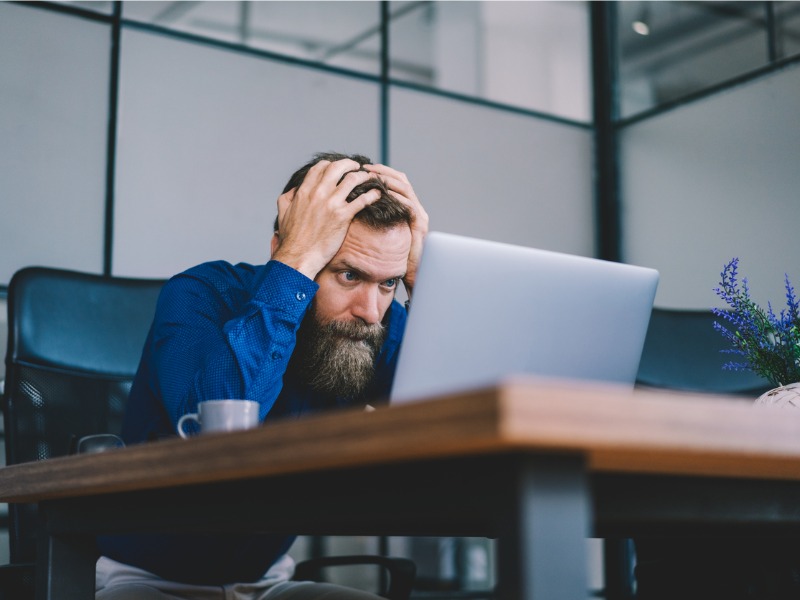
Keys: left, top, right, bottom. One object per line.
{"left": 95, "top": 153, "right": 428, "bottom": 600}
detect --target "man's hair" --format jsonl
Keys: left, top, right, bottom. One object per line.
{"left": 274, "top": 152, "right": 411, "bottom": 232}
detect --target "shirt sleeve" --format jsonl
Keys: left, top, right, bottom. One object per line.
{"left": 150, "top": 260, "right": 318, "bottom": 425}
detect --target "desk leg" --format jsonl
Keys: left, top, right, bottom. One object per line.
{"left": 37, "top": 530, "right": 96, "bottom": 600}
{"left": 496, "top": 456, "right": 590, "bottom": 600}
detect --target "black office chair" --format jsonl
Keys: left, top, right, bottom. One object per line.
{"left": 0, "top": 266, "right": 414, "bottom": 600}
{"left": 0, "top": 266, "right": 165, "bottom": 599}
{"left": 635, "top": 307, "right": 771, "bottom": 396}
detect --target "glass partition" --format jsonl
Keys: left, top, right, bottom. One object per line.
{"left": 776, "top": 1, "right": 800, "bottom": 59}
{"left": 53, "top": 1, "right": 114, "bottom": 15}
{"left": 391, "top": 1, "right": 591, "bottom": 122}
{"left": 122, "top": 1, "right": 382, "bottom": 76}
{"left": 617, "top": 1, "right": 771, "bottom": 117}
{"left": 121, "top": 1, "right": 591, "bottom": 123}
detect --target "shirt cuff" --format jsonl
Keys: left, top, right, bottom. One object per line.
{"left": 251, "top": 260, "right": 318, "bottom": 317}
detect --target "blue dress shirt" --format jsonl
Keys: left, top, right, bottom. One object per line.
{"left": 97, "top": 259, "right": 407, "bottom": 585}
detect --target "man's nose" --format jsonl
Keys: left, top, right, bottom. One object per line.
{"left": 350, "top": 285, "right": 381, "bottom": 325}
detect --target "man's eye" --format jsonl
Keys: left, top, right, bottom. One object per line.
{"left": 382, "top": 278, "right": 397, "bottom": 289}
{"left": 342, "top": 271, "right": 357, "bottom": 282}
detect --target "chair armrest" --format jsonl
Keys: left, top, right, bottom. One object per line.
{"left": 294, "top": 555, "right": 416, "bottom": 600}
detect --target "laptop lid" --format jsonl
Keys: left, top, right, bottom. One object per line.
{"left": 390, "top": 232, "right": 659, "bottom": 404}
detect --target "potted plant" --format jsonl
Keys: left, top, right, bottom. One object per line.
{"left": 713, "top": 257, "right": 800, "bottom": 408}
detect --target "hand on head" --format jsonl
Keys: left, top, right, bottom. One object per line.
{"left": 363, "top": 163, "right": 429, "bottom": 298}
{"left": 272, "top": 159, "right": 381, "bottom": 280}
{"left": 272, "top": 156, "right": 428, "bottom": 297}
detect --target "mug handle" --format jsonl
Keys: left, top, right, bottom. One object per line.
{"left": 177, "top": 412, "right": 200, "bottom": 439}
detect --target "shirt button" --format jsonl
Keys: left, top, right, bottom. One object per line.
{"left": 271, "top": 351, "right": 282, "bottom": 360}
{"left": 295, "top": 291, "right": 306, "bottom": 301}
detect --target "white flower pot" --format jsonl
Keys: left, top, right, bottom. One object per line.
{"left": 756, "top": 382, "right": 800, "bottom": 409}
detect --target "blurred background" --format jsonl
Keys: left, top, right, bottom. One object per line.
{"left": 2, "top": 1, "right": 800, "bottom": 597}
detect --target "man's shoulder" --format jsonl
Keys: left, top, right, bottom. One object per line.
{"left": 158, "top": 261, "right": 263, "bottom": 309}
{"left": 182, "top": 259, "right": 258, "bottom": 278}
{"left": 174, "top": 260, "right": 261, "bottom": 289}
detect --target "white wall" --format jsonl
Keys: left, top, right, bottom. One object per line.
{"left": 0, "top": 3, "right": 109, "bottom": 283}
{"left": 390, "top": 87, "right": 594, "bottom": 257}
{"left": 112, "top": 29, "right": 380, "bottom": 278}
{"left": 621, "top": 63, "right": 800, "bottom": 309}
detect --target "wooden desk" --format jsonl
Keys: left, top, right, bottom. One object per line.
{"left": 3, "top": 378, "right": 800, "bottom": 600}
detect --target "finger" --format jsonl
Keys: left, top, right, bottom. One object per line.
{"left": 276, "top": 189, "right": 295, "bottom": 232}
{"left": 386, "top": 188, "right": 425, "bottom": 214}
{"left": 344, "top": 188, "right": 382, "bottom": 215}
{"left": 379, "top": 174, "right": 416, "bottom": 200}
{"left": 301, "top": 159, "right": 332, "bottom": 189}
{"left": 368, "top": 169, "right": 419, "bottom": 206}
{"left": 384, "top": 189, "right": 411, "bottom": 207}
{"left": 364, "top": 163, "right": 409, "bottom": 184}
{"left": 386, "top": 189, "right": 429, "bottom": 228}
{"left": 320, "top": 158, "right": 363, "bottom": 186}
{"left": 333, "top": 170, "right": 376, "bottom": 202}
{"left": 299, "top": 158, "right": 360, "bottom": 196}
{"left": 337, "top": 168, "right": 374, "bottom": 189}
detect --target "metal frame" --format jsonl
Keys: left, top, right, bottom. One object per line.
{"left": 590, "top": 2, "right": 621, "bottom": 263}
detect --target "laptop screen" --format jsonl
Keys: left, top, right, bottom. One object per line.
{"left": 390, "top": 232, "right": 659, "bottom": 404}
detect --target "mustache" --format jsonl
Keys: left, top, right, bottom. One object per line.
{"left": 322, "top": 319, "right": 385, "bottom": 345}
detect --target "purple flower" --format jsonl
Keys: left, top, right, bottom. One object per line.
{"left": 713, "top": 258, "right": 800, "bottom": 387}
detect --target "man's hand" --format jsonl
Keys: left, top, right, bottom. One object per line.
{"left": 272, "top": 159, "right": 380, "bottom": 280}
{"left": 364, "top": 163, "right": 429, "bottom": 298}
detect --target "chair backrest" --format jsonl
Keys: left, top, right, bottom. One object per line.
{"left": 636, "top": 307, "right": 771, "bottom": 396}
{"left": 2, "top": 266, "right": 164, "bottom": 563}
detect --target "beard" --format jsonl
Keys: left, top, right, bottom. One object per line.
{"left": 288, "top": 306, "right": 387, "bottom": 399}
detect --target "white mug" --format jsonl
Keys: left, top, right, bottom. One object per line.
{"left": 177, "top": 400, "right": 260, "bottom": 438}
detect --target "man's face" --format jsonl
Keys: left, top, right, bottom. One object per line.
{"left": 314, "top": 221, "right": 411, "bottom": 326}
{"left": 291, "top": 221, "right": 412, "bottom": 398}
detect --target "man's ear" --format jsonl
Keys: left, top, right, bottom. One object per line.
{"left": 270, "top": 232, "right": 279, "bottom": 257}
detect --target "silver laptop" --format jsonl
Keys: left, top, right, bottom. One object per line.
{"left": 390, "top": 232, "right": 659, "bottom": 404}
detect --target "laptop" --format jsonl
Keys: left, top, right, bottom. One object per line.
{"left": 390, "top": 232, "right": 659, "bottom": 404}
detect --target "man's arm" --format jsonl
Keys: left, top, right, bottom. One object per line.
{"left": 148, "top": 261, "right": 317, "bottom": 425}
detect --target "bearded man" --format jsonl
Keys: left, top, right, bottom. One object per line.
{"left": 95, "top": 152, "right": 428, "bottom": 600}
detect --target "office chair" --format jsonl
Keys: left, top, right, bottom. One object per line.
{"left": 635, "top": 307, "right": 771, "bottom": 396}
{"left": 602, "top": 307, "right": 774, "bottom": 600}
{"left": 0, "top": 266, "right": 165, "bottom": 599}
{"left": 0, "top": 266, "right": 414, "bottom": 600}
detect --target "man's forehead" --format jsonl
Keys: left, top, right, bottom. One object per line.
{"left": 331, "top": 223, "right": 411, "bottom": 275}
